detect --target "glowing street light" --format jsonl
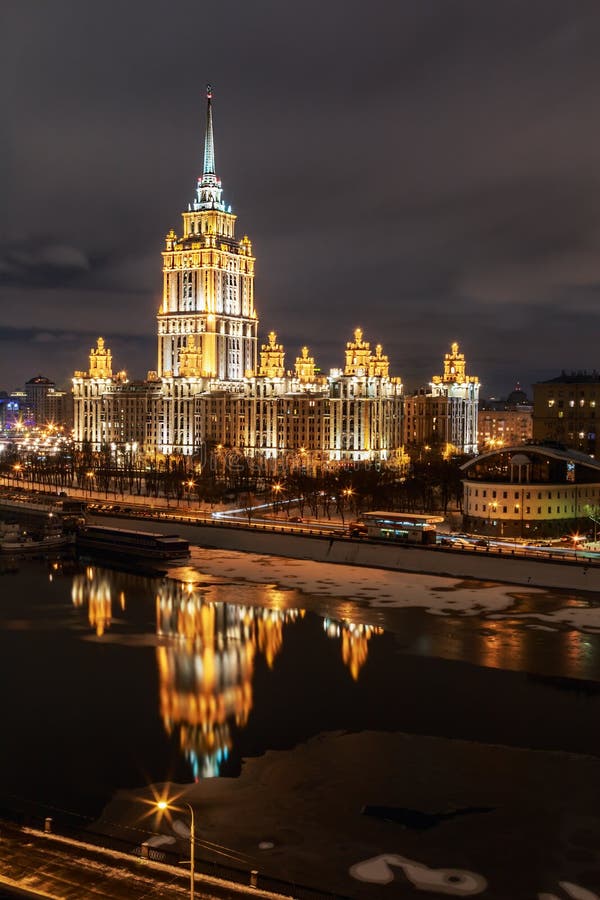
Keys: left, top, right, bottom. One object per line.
{"left": 156, "top": 799, "right": 195, "bottom": 899}
{"left": 185, "top": 479, "right": 195, "bottom": 506}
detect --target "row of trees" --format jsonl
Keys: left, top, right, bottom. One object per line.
{"left": 0, "top": 439, "right": 468, "bottom": 518}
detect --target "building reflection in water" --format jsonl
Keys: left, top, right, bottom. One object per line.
{"left": 72, "top": 566, "right": 115, "bottom": 637}
{"left": 323, "top": 618, "right": 384, "bottom": 680}
{"left": 68, "top": 567, "right": 385, "bottom": 780}
{"left": 156, "top": 580, "right": 309, "bottom": 780}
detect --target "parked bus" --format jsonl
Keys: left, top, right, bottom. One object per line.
{"left": 362, "top": 511, "right": 444, "bottom": 545}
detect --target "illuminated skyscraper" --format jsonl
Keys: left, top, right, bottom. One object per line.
{"left": 158, "top": 85, "right": 257, "bottom": 382}
{"left": 73, "top": 88, "right": 404, "bottom": 463}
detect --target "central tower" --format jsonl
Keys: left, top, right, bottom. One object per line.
{"left": 157, "top": 85, "right": 258, "bottom": 381}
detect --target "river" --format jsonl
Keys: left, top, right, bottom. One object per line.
{"left": 1, "top": 550, "right": 599, "bottom": 898}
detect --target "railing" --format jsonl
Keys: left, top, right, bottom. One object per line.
{"left": 94, "top": 508, "right": 600, "bottom": 569}
{"left": 0, "top": 797, "right": 355, "bottom": 900}
{"left": 3, "top": 483, "right": 599, "bottom": 570}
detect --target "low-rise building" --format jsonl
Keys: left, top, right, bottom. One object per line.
{"left": 461, "top": 444, "right": 600, "bottom": 538}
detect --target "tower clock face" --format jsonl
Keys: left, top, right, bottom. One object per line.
{"left": 451, "top": 366, "right": 455, "bottom": 374}
{"left": 357, "top": 367, "right": 365, "bottom": 376}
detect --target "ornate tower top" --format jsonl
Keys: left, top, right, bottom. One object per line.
{"left": 345, "top": 327, "right": 372, "bottom": 376}
{"left": 88, "top": 337, "right": 112, "bottom": 379}
{"left": 191, "top": 84, "right": 227, "bottom": 212}
{"left": 295, "top": 346, "right": 317, "bottom": 382}
{"left": 370, "top": 343, "right": 390, "bottom": 378}
{"left": 432, "top": 341, "right": 479, "bottom": 385}
{"left": 259, "top": 332, "right": 286, "bottom": 378}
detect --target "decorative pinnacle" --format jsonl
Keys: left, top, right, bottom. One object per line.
{"left": 203, "top": 83, "right": 215, "bottom": 176}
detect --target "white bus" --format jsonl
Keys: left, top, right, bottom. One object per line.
{"left": 362, "top": 511, "right": 444, "bottom": 545}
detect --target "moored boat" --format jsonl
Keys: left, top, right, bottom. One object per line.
{"left": 1, "top": 532, "right": 74, "bottom": 553}
{"left": 76, "top": 525, "right": 190, "bottom": 561}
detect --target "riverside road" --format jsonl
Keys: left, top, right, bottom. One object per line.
{"left": 0, "top": 822, "right": 290, "bottom": 900}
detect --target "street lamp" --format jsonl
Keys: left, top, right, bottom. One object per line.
{"left": 273, "top": 481, "right": 282, "bottom": 514}
{"left": 488, "top": 500, "right": 497, "bottom": 533}
{"left": 186, "top": 479, "right": 195, "bottom": 506}
{"left": 156, "top": 799, "right": 195, "bottom": 900}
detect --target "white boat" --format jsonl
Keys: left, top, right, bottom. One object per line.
{"left": 0, "top": 532, "right": 74, "bottom": 553}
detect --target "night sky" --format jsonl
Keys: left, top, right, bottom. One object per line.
{"left": 4, "top": 1, "right": 600, "bottom": 396}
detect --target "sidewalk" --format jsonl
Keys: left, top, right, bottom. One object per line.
{"left": 0, "top": 821, "right": 291, "bottom": 900}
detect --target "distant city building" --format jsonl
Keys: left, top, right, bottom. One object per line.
{"left": 25, "top": 375, "right": 73, "bottom": 428}
{"left": 403, "top": 342, "right": 480, "bottom": 456}
{"left": 461, "top": 444, "right": 600, "bottom": 537}
{"left": 0, "top": 392, "right": 24, "bottom": 433}
{"left": 478, "top": 384, "right": 533, "bottom": 450}
{"left": 533, "top": 372, "right": 600, "bottom": 456}
{"left": 73, "top": 88, "right": 405, "bottom": 466}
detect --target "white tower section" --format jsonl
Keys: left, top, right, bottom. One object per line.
{"left": 157, "top": 85, "right": 258, "bottom": 382}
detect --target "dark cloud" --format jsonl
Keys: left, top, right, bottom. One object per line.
{"left": 3, "top": 0, "right": 600, "bottom": 394}
{"left": 0, "top": 326, "right": 153, "bottom": 388}
{"left": 0, "top": 238, "right": 90, "bottom": 287}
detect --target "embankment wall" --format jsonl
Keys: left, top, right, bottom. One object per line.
{"left": 92, "top": 515, "right": 600, "bottom": 593}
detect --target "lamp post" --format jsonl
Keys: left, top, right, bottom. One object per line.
{"left": 187, "top": 479, "right": 195, "bottom": 507}
{"left": 156, "top": 799, "right": 195, "bottom": 900}
{"left": 344, "top": 486, "right": 354, "bottom": 515}
{"left": 273, "top": 481, "right": 282, "bottom": 515}
{"left": 488, "top": 500, "right": 497, "bottom": 535}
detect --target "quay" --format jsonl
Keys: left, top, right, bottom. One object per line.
{"left": 87, "top": 510, "right": 600, "bottom": 593}
{"left": 3, "top": 487, "right": 600, "bottom": 592}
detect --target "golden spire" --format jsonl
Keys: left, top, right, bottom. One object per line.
{"left": 295, "top": 345, "right": 316, "bottom": 381}
{"left": 433, "top": 341, "right": 479, "bottom": 385}
{"left": 370, "top": 343, "right": 389, "bottom": 377}
{"left": 259, "top": 331, "right": 285, "bottom": 377}
{"left": 344, "top": 327, "right": 371, "bottom": 375}
{"left": 88, "top": 337, "right": 112, "bottom": 378}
